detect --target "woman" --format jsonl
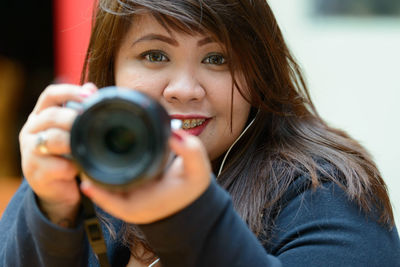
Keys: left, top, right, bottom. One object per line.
{"left": 1, "top": 0, "right": 399, "bottom": 266}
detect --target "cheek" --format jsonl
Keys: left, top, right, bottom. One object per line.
{"left": 233, "top": 97, "right": 251, "bottom": 135}
{"left": 208, "top": 91, "right": 251, "bottom": 160}
{"left": 227, "top": 87, "right": 251, "bottom": 140}
{"left": 203, "top": 72, "right": 233, "bottom": 108}
{"left": 232, "top": 77, "right": 252, "bottom": 126}
{"left": 115, "top": 65, "right": 166, "bottom": 99}
{"left": 204, "top": 73, "right": 251, "bottom": 130}
{"left": 233, "top": 89, "right": 251, "bottom": 115}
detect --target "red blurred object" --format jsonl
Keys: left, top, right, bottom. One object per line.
{"left": 54, "top": 0, "right": 95, "bottom": 84}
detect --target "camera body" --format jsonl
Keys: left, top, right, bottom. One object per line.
{"left": 69, "top": 87, "right": 171, "bottom": 190}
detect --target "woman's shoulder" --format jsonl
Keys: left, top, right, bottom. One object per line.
{"left": 277, "top": 159, "right": 387, "bottom": 226}
{"left": 278, "top": 159, "right": 339, "bottom": 203}
{"left": 265, "top": 162, "right": 400, "bottom": 266}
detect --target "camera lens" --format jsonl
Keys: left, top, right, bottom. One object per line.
{"left": 70, "top": 87, "right": 171, "bottom": 189}
{"left": 105, "top": 126, "right": 136, "bottom": 154}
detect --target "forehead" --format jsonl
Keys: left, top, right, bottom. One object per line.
{"left": 129, "top": 14, "right": 168, "bottom": 35}
{"left": 123, "top": 13, "right": 219, "bottom": 45}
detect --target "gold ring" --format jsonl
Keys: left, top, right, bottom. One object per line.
{"left": 36, "top": 132, "right": 49, "bottom": 154}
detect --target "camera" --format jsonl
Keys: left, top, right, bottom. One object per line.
{"left": 69, "top": 86, "right": 171, "bottom": 190}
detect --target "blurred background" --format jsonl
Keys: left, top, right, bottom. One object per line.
{"left": 0, "top": 0, "right": 92, "bottom": 216}
{"left": 269, "top": 0, "right": 400, "bottom": 227}
{"left": 0, "top": 0, "right": 399, "bottom": 228}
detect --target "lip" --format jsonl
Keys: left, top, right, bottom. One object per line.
{"left": 170, "top": 114, "right": 211, "bottom": 136}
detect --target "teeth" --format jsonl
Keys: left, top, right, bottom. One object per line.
{"left": 181, "top": 119, "right": 206, "bottom": 129}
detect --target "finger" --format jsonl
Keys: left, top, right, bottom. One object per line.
{"left": 169, "top": 130, "right": 211, "bottom": 178}
{"left": 33, "top": 83, "right": 97, "bottom": 114}
{"left": 80, "top": 177, "right": 172, "bottom": 221}
{"left": 40, "top": 157, "right": 79, "bottom": 182}
{"left": 31, "top": 129, "right": 71, "bottom": 155}
{"left": 22, "top": 153, "right": 79, "bottom": 183}
{"left": 80, "top": 180, "right": 131, "bottom": 216}
{"left": 28, "top": 106, "right": 79, "bottom": 133}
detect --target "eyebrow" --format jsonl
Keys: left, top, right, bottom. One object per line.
{"left": 197, "top": 37, "right": 214, "bottom": 46}
{"left": 131, "top": 34, "right": 215, "bottom": 47}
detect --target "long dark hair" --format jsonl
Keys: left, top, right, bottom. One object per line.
{"left": 82, "top": 0, "right": 394, "bottom": 264}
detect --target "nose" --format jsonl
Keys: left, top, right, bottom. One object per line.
{"left": 163, "top": 71, "right": 205, "bottom": 104}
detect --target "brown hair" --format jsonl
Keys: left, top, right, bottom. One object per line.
{"left": 82, "top": 0, "right": 394, "bottom": 263}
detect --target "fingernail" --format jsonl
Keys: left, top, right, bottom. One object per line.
{"left": 79, "top": 92, "right": 92, "bottom": 98}
{"left": 80, "top": 180, "right": 92, "bottom": 191}
{"left": 79, "top": 83, "right": 97, "bottom": 98}
{"left": 79, "top": 89, "right": 96, "bottom": 98}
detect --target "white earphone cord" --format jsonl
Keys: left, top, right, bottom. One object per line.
{"left": 217, "top": 114, "right": 257, "bottom": 177}
{"left": 148, "top": 258, "right": 160, "bottom": 267}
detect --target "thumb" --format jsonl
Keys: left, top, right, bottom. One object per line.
{"left": 169, "top": 130, "right": 211, "bottom": 180}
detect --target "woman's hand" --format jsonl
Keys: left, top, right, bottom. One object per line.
{"left": 80, "top": 130, "right": 212, "bottom": 224}
{"left": 19, "top": 83, "right": 97, "bottom": 227}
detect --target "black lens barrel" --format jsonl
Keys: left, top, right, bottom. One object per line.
{"left": 70, "top": 87, "right": 171, "bottom": 189}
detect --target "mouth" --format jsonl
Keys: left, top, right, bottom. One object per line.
{"left": 170, "top": 115, "right": 211, "bottom": 136}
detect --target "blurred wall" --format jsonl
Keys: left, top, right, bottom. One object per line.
{"left": 269, "top": 0, "right": 400, "bottom": 226}
{"left": 54, "top": 0, "right": 94, "bottom": 84}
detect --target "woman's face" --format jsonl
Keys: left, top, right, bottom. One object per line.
{"left": 114, "top": 14, "right": 251, "bottom": 160}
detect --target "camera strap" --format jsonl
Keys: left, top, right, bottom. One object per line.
{"left": 79, "top": 178, "right": 111, "bottom": 267}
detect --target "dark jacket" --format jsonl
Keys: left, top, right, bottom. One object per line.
{"left": 1, "top": 175, "right": 400, "bottom": 267}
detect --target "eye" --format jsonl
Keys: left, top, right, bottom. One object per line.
{"left": 202, "top": 53, "right": 226, "bottom": 65}
{"left": 141, "top": 50, "right": 169, "bottom": 63}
